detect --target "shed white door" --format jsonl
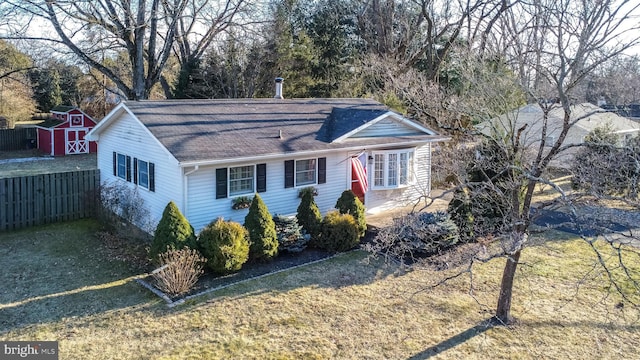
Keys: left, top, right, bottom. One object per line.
{"left": 66, "top": 129, "right": 88, "bottom": 155}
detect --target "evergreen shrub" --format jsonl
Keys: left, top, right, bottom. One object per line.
{"left": 273, "top": 215, "right": 309, "bottom": 252}
{"left": 199, "top": 218, "right": 250, "bottom": 274}
{"left": 296, "top": 189, "right": 322, "bottom": 239}
{"left": 335, "top": 190, "right": 367, "bottom": 238}
{"left": 149, "top": 201, "right": 197, "bottom": 261}
{"left": 316, "top": 211, "right": 360, "bottom": 252}
{"left": 244, "top": 194, "right": 278, "bottom": 260}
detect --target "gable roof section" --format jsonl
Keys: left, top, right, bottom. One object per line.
{"left": 91, "top": 98, "right": 447, "bottom": 164}
{"left": 477, "top": 103, "right": 640, "bottom": 139}
{"left": 51, "top": 105, "right": 76, "bottom": 113}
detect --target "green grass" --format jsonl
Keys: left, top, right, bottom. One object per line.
{"left": 1, "top": 220, "right": 639, "bottom": 359}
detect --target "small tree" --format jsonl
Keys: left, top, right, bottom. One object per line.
{"left": 149, "top": 201, "right": 196, "bottom": 261}
{"left": 316, "top": 211, "right": 360, "bottom": 252}
{"left": 335, "top": 190, "right": 367, "bottom": 238}
{"left": 296, "top": 188, "right": 322, "bottom": 239}
{"left": 199, "top": 218, "right": 250, "bottom": 274}
{"left": 244, "top": 194, "right": 278, "bottom": 261}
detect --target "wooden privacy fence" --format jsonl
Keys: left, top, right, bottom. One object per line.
{"left": 0, "top": 170, "right": 100, "bottom": 231}
{"left": 0, "top": 128, "right": 37, "bottom": 151}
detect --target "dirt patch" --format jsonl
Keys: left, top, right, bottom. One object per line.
{"left": 0, "top": 150, "right": 97, "bottom": 178}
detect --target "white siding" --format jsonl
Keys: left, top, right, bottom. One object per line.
{"left": 352, "top": 117, "right": 424, "bottom": 138}
{"left": 186, "top": 152, "right": 353, "bottom": 233}
{"left": 365, "top": 143, "right": 432, "bottom": 213}
{"left": 96, "top": 112, "right": 182, "bottom": 232}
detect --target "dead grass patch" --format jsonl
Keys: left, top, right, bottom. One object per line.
{"left": 1, "top": 220, "right": 639, "bottom": 359}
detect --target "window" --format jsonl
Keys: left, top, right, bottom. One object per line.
{"left": 216, "top": 164, "right": 266, "bottom": 199}
{"left": 371, "top": 149, "right": 415, "bottom": 189}
{"left": 70, "top": 115, "right": 83, "bottom": 127}
{"left": 137, "top": 160, "right": 150, "bottom": 189}
{"left": 229, "top": 165, "right": 255, "bottom": 196}
{"left": 296, "top": 159, "right": 316, "bottom": 186}
{"left": 112, "top": 152, "right": 155, "bottom": 191}
{"left": 116, "top": 153, "right": 127, "bottom": 180}
{"left": 285, "top": 158, "right": 326, "bottom": 188}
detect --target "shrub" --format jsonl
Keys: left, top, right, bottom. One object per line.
{"left": 296, "top": 189, "right": 322, "bottom": 239}
{"left": 335, "top": 190, "right": 367, "bottom": 238}
{"left": 273, "top": 215, "right": 310, "bottom": 252}
{"left": 244, "top": 194, "right": 278, "bottom": 261}
{"left": 447, "top": 186, "right": 475, "bottom": 242}
{"left": 98, "top": 181, "right": 153, "bottom": 234}
{"left": 199, "top": 218, "right": 250, "bottom": 274}
{"left": 151, "top": 248, "right": 205, "bottom": 297}
{"left": 315, "top": 211, "right": 360, "bottom": 252}
{"left": 149, "top": 201, "right": 197, "bottom": 261}
{"left": 368, "top": 211, "right": 460, "bottom": 262}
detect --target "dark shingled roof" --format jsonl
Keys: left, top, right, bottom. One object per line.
{"left": 51, "top": 105, "right": 76, "bottom": 113}
{"left": 124, "top": 98, "right": 445, "bottom": 163}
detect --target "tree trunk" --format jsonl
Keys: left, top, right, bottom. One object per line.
{"left": 494, "top": 249, "right": 521, "bottom": 325}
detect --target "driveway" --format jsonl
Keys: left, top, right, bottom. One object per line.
{"left": 532, "top": 207, "right": 634, "bottom": 237}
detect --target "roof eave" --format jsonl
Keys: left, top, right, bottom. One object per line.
{"left": 178, "top": 137, "right": 449, "bottom": 168}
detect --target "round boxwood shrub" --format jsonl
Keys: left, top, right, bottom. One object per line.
{"left": 296, "top": 188, "right": 322, "bottom": 239}
{"left": 315, "top": 211, "right": 360, "bottom": 252}
{"left": 244, "top": 194, "right": 278, "bottom": 261}
{"left": 335, "top": 190, "right": 367, "bottom": 238}
{"left": 199, "top": 218, "right": 250, "bottom": 274}
{"left": 149, "top": 201, "right": 197, "bottom": 262}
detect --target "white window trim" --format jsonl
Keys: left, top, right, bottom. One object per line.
{"left": 371, "top": 149, "right": 415, "bottom": 190}
{"left": 137, "top": 159, "right": 150, "bottom": 190}
{"left": 295, "top": 158, "right": 317, "bottom": 187}
{"left": 229, "top": 164, "right": 256, "bottom": 197}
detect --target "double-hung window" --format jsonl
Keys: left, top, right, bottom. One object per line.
{"left": 229, "top": 165, "right": 255, "bottom": 196}
{"left": 372, "top": 149, "right": 414, "bottom": 189}
{"left": 116, "top": 153, "right": 127, "bottom": 180}
{"left": 295, "top": 159, "right": 317, "bottom": 186}
{"left": 137, "top": 160, "right": 150, "bottom": 189}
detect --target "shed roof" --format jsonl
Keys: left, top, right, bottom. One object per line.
{"left": 112, "top": 98, "right": 446, "bottom": 163}
{"left": 50, "top": 105, "right": 76, "bottom": 113}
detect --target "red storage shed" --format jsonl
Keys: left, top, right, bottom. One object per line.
{"left": 36, "top": 106, "right": 98, "bottom": 156}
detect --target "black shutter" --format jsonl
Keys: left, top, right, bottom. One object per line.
{"left": 112, "top": 152, "right": 117, "bottom": 176}
{"left": 149, "top": 163, "right": 156, "bottom": 192}
{"left": 284, "top": 160, "right": 294, "bottom": 188}
{"left": 126, "top": 156, "right": 132, "bottom": 182}
{"left": 318, "top": 157, "right": 326, "bottom": 184}
{"left": 256, "top": 163, "right": 267, "bottom": 193}
{"left": 149, "top": 162, "right": 155, "bottom": 192}
{"left": 133, "top": 158, "right": 138, "bottom": 184}
{"left": 216, "top": 168, "right": 228, "bottom": 199}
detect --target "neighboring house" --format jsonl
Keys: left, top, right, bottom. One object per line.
{"left": 601, "top": 104, "right": 640, "bottom": 122}
{"left": 86, "top": 98, "right": 448, "bottom": 233}
{"left": 36, "top": 106, "right": 98, "bottom": 156}
{"left": 476, "top": 102, "right": 640, "bottom": 167}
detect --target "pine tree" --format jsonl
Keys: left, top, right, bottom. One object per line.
{"left": 244, "top": 194, "right": 278, "bottom": 260}
{"left": 149, "top": 201, "right": 197, "bottom": 261}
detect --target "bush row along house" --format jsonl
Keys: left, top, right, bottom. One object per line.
{"left": 87, "top": 88, "right": 449, "bottom": 233}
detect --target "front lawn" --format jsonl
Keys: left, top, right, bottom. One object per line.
{"left": 1, "top": 220, "right": 639, "bottom": 359}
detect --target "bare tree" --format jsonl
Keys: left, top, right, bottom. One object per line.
{"left": 369, "top": 0, "right": 640, "bottom": 325}
{"left": 355, "top": 0, "right": 512, "bottom": 80}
